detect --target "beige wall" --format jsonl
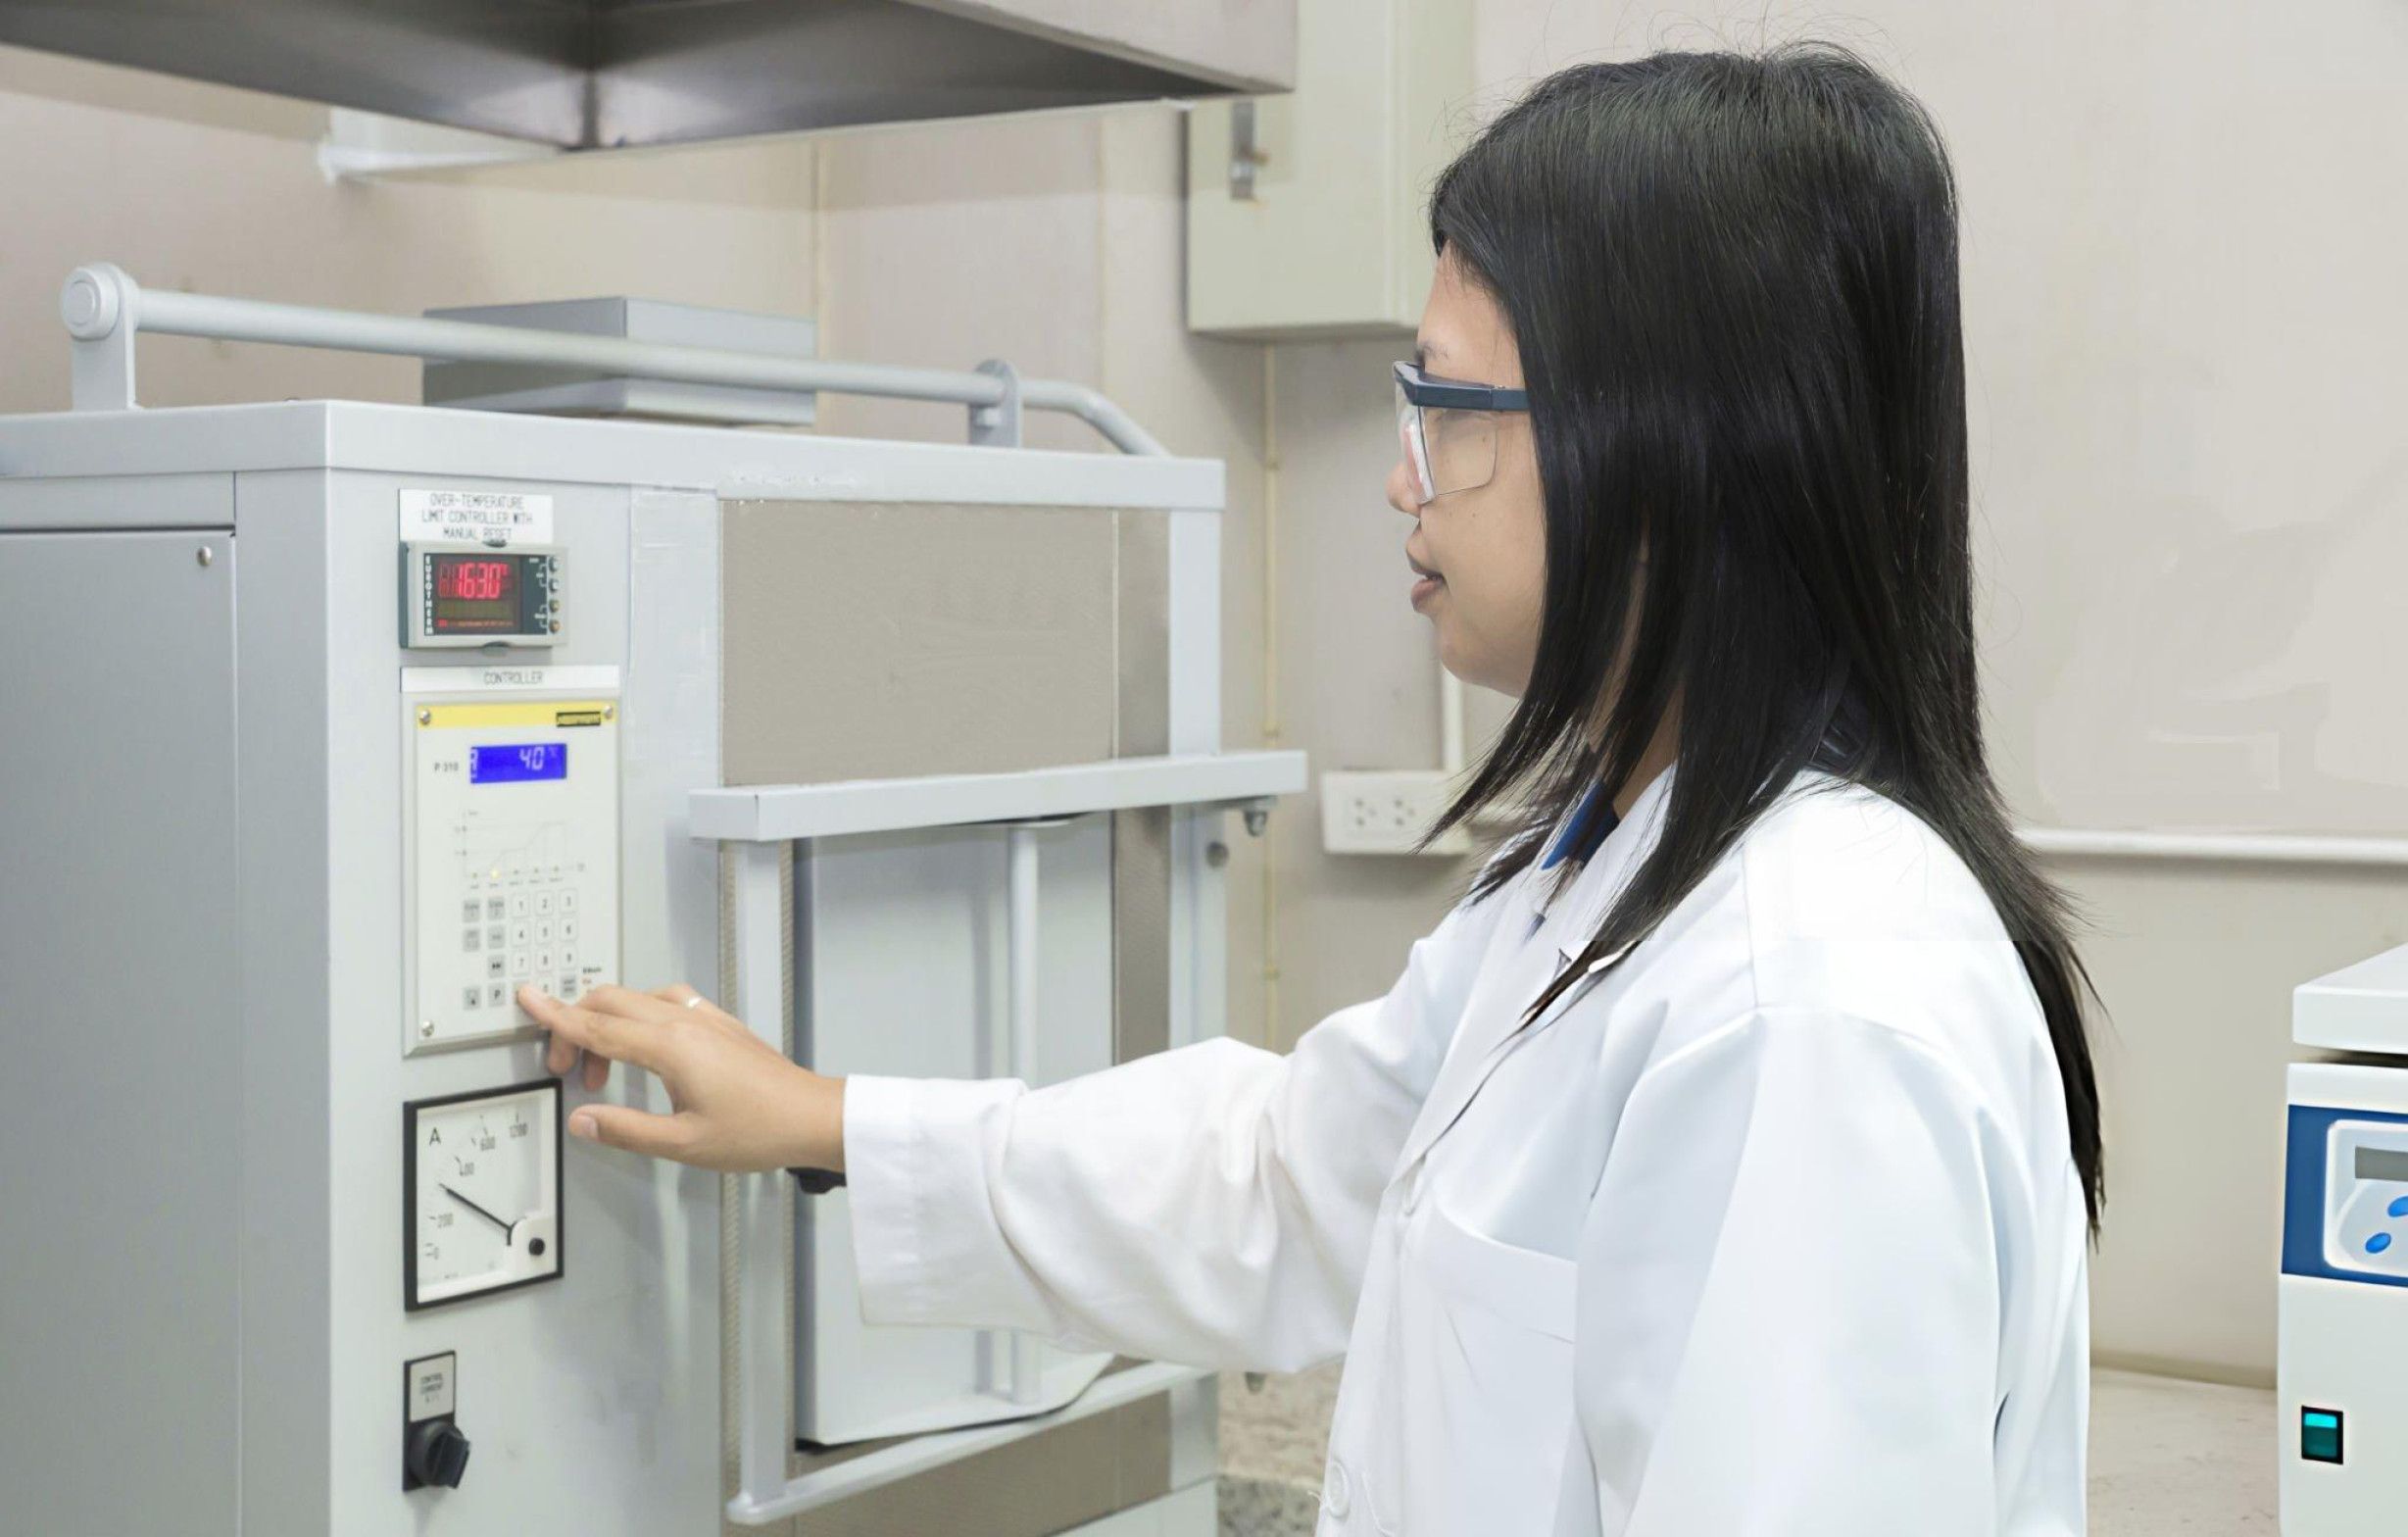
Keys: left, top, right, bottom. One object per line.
{"left": 12, "top": 0, "right": 2404, "bottom": 1385}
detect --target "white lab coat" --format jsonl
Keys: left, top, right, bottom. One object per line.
{"left": 843, "top": 769, "right": 2090, "bottom": 1534}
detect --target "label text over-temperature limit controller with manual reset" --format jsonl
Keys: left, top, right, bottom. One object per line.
{"left": 406, "top": 692, "right": 618, "bottom": 1056}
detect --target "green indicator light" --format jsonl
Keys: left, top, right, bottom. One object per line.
{"left": 2301, "top": 1408, "right": 2345, "bottom": 1465}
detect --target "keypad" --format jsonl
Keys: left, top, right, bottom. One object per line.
{"left": 434, "top": 872, "right": 597, "bottom": 1043}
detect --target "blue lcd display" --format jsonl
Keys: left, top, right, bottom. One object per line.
{"left": 468, "top": 743, "right": 566, "bottom": 784}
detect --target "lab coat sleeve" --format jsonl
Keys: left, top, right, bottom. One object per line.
{"left": 1565, "top": 1009, "right": 2015, "bottom": 1537}
{"left": 841, "top": 903, "right": 1487, "bottom": 1372}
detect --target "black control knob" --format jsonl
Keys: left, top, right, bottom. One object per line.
{"left": 407, "top": 1420, "right": 472, "bottom": 1489}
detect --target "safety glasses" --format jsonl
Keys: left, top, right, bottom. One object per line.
{"left": 1394, "top": 361, "right": 1530, "bottom": 505}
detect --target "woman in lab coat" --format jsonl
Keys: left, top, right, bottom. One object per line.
{"left": 525, "top": 45, "right": 2100, "bottom": 1536}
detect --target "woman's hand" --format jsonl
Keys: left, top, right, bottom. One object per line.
{"left": 516, "top": 982, "right": 844, "bottom": 1174}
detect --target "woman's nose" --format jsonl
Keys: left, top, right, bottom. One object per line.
{"left": 1385, "top": 458, "right": 1419, "bottom": 517}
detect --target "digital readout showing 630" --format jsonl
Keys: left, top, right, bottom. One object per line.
{"left": 468, "top": 743, "right": 566, "bottom": 785}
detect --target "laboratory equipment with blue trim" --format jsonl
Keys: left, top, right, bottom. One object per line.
{"left": 2280, "top": 945, "right": 2408, "bottom": 1529}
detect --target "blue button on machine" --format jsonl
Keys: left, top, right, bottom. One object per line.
{"left": 2389, "top": 1195, "right": 2408, "bottom": 1219}
{"left": 2368, "top": 1232, "right": 2393, "bottom": 1256}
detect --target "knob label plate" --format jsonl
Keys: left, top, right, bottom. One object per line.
{"left": 406, "top": 1352, "right": 457, "bottom": 1421}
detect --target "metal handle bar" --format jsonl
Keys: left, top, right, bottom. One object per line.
{"left": 58, "top": 263, "right": 1166, "bottom": 456}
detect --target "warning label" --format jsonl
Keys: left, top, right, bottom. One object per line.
{"left": 400, "top": 489, "right": 555, "bottom": 547}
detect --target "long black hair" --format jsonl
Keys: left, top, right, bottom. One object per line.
{"left": 1427, "top": 45, "right": 2104, "bottom": 1227}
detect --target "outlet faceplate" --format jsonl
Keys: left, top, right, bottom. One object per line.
{"left": 1320, "top": 769, "right": 1473, "bottom": 857}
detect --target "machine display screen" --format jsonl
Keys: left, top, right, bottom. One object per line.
{"left": 2356, "top": 1146, "right": 2408, "bottom": 1182}
{"left": 428, "top": 552, "right": 533, "bottom": 635}
{"left": 468, "top": 743, "right": 566, "bottom": 784}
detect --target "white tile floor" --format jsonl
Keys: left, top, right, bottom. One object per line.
{"left": 1218, "top": 1364, "right": 2280, "bottom": 1535}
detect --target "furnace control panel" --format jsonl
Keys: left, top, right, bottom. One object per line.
{"left": 406, "top": 693, "right": 618, "bottom": 1056}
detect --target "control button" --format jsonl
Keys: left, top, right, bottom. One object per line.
{"left": 2390, "top": 1195, "right": 2408, "bottom": 1219}
{"left": 534, "top": 892, "right": 555, "bottom": 917}
{"left": 462, "top": 928, "right": 481, "bottom": 953}
{"left": 2368, "top": 1232, "right": 2392, "bottom": 1256}
{"left": 485, "top": 955, "right": 506, "bottom": 980}
{"left": 2302, "top": 1407, "right": 2345, "bottom": 1464}
{"left": 487, "top": 898, "right": 507, "bottom": 921}
{"left": 460, "top": 900, "right": 480, "bottom": 923}
{"left": 559, "top": 975, "right": 580, "bottom": 1000}
{"left": 461, "top": 987, "right": 481, "bottom": 1011}
{"left": 535, "top": 950, "right": 554, "bottom": 974}
{"left": 561, "top": 917, "right": 578, "bottom": 942}
{"left": 560, "top": 891, "right": 578, "bottom": 915}
{"left": 511, "top": 951, "right": 531, "bottom": 978}
{"left": 485, "top": 981, "right": 508, "bottom": 1008}
{"left": 510, "top": 895, "right": 529, "bottom": 918}
{"left": 406, "top": 1420, "right": 472, "bottom": 1490}
{"left": 509, "top": 922, "right": 531, "bottom": 948}
{"left": 533, "top": 919, "right": 554, "bottom": 945}
{"left": 560, "top": 946, "right": 577, "bottom": 969}
{"left": 486, "top": 924, "right": 506, "bottom": 949}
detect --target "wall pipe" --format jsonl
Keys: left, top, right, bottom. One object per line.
{"left": 57, "top": 263, "right": 1169, "bottom": 456}
{"left": 2019, "top": 827, "right": 2408, "bottom": 870}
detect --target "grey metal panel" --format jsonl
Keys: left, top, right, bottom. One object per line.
{"left": 0, "top": 401, "right": 1226, "bottom": 510}
{"left": 228, "top": 471, "right": 335, "bottom": 1537}
{"left": 0, "top": 471, "right": 232, "bottom": 531}
{"left": 721, "top": 500, "right": 1120, "bottom": 786}
{"left": 0, "top": 528, "right": 242, "bottom": 1533}
{"left": 0, "top": 0, "right": 1286, "bottom": 149}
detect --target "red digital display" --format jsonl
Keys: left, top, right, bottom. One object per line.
{"left": 425, "top": 551, "right": 534, "bottom": 636}
{"left": 435, "top": 559, "right": 515, "bottom": 604}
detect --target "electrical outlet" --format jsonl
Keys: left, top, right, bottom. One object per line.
{"left": 1320, "top": 769, "right": 1473, "bottom": 857}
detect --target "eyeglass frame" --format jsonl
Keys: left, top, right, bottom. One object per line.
{"left": 1393, "top": 361, "right": 1530, "bottom": 415}
{"left": 1393, "top": 361, "right": 1531, "bottom": 506}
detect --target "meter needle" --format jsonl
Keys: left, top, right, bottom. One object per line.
{"left": 441, "top": 1184, "right": 518, "bottom": 1245}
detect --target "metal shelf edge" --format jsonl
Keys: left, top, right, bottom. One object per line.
{"left": 722, "top": 1360, "right": 1213, "bottom": 1525}
{"left": 691, "top": 751, "right": 1307, "bottom": 844}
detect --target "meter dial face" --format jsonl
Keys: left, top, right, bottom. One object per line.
{"left": 404, "top": 1079, "right": 564, "bottom": 1310}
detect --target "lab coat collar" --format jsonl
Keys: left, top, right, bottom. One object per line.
{"left": 1533, "top": 766, "right": 1675, "bottom": 965}
{"left": 1392, "top": 768, "right": 1676, "bottom": 1177}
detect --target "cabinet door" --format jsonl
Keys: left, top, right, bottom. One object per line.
{"left": 1188, "top": 0, "right": 1473, "bottom": 338}
{"left": 0, "top": 529, "right": 241, "bottom": 1532}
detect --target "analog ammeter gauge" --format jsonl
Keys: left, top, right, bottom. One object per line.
{"left": 404, "top": 1079, "right": 564, "bottom": 1310}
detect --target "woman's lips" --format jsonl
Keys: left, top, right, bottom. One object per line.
{"left": 1408, "top": 557, "right": 1444, "bottom": 610}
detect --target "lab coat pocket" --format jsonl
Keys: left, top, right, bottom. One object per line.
{"left": 1379, "top": 1201, "right": 1578, "bottom": 1533}
{"left": 1418, "top": 1201, "right": 1577, "bottom": 1343}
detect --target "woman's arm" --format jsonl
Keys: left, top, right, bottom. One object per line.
{"left": 520, "top": 901, "right": 1493, "bottom": 1372}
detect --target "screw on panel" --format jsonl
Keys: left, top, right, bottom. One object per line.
{"left": 419, "top": 1020, "right": 435, "bottom": 1038}
{"left": 196, "top": 545, "right": 213, "bottom": 568}
{"left": 1243, "top": 807, "right": 1270, "bottom": 837}
{"left": 601, "top": 706, "right": 614, "bottom": 721}
{"left": 417, "top": 709, "right": 433, "bottom": 725}
{"left": 1206, "top": 841, "right": 1230, "bottom": 868}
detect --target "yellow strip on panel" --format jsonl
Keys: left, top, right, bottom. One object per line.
{"left": 418, "top": 701, "right": 616, "bottom": 731}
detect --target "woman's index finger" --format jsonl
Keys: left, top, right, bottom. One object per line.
{"left": 517, "top": 986, "right": 667, "bottom": 1073}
